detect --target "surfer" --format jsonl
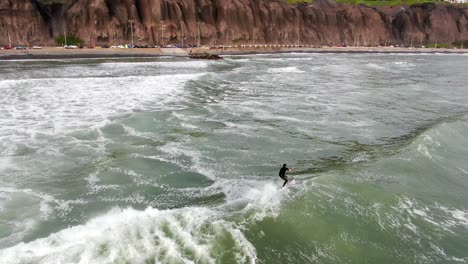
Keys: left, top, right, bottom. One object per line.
{"left": 279, "top": 164, "right": 290, "bottom": 187}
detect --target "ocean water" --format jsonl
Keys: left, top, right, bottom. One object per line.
{"left": 0, "top": 53, "right": 467, "bottom": 264}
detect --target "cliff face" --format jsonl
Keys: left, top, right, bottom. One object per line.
{"left": 0, "top": 0, "right": 467, "bottom": 46}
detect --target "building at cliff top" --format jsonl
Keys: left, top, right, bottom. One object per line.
{"left": 447, "top": 0, "right": 468, "bottom": 3}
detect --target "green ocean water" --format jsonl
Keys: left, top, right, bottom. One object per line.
{"left": 0, "top": 53, "right": 467, "bottom": 263}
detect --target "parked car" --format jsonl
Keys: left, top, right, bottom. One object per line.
{"left": 101, "top": 44, "right": 110, "bottom": 48}
{"left": 15, "top": 45, "right": 26, "bottom": 50}
{"left": 3, "top": 45, "right": 13, "bottom": 49}
{"left": 65, "top": 45, "right": 78, "bottom": 49}
{"left": 32, "top": 46, "right": 42, "bottom": 49}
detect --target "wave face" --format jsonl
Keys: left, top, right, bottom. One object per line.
{"left": 0, "top": 54, "right": 468, "bottom": 263}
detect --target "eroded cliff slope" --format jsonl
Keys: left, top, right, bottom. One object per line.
{"left": 0, "top": 0, "right": 467, "bottom": 46}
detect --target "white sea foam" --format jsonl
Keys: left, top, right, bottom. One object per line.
{"left": 413, "top": 134, "right": 443, "bottom": 160}
{"left": 267, "top": 67, "right": 304, "bottom": 73}
{"left": 0, "top": 178, "right": 287, "bottom": 263}
{"left": 393, "top": 61, "right": 415, "bottom": 67}
{"left": 216, "top": 180, "right": 287, "bottom": 221}
{"left": 351, "top": 154, "right": 370, "bottom": 163}
{"left": 422, "top": 135, "right": 441, "bottom": 147}
{"left": 159, "top": 142, "right": 217, "bottom": 180}
{"left": 416, "top": 144, "right": 433, "bottom": 159}
{"left": 100, "top": 60, "right": 210, "bottom": 69}
{"left": 0, "top": 188, "right": 87, "bottom": 221}
{"left": 0, "top": 187, "right": 88, "bottom": 248}
{"left": 436, "top": 205, "right": 468, "bottom": 227}
{"left": 224, "top": 58, "right": 251, "bottom": 62}
{"left": 0, "top": 73, "right": 201, "bottom": 136}
{"left": 0, "top": 218, "right": 37, "bottom": 250}
{"left": 0, "top": 207, "right": 256, "bottom": 264}
{"left": 0, "top": 73, "right": 202, "bottom": 176}
{"left": 366, "top": 63, "right": 385, "bottom": 69}
{"left": 0, "top": 156, "right": 12, "bottom": 174}
{"left": 394, "top": 197, "right": 468, "bottom": 233}
{"left": 85, "top": 171, "right": 122, "bottom": 194}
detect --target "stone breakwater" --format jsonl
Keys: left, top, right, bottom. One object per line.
{"left": 0, "top": 0, "right": 467, "bottom": 47}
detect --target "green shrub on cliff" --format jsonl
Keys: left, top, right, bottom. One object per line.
{"left": 452, "top": 40, "right": 467, "bottom": 48}
{"left": 425, "top": 41, "right": 467, "bottom": 49}
{"left": 427, "top": 43, "right": 451, "bottom": 48}
{"left": 56, "top": 36, "right": 84, "bottom": 46}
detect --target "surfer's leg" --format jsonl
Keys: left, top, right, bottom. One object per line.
{"left": 281, "top": 176, "right": 288, "bottom": 187}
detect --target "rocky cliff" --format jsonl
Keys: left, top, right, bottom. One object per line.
{"left": 0, "top": 0, "right": 467, "bottom": 46}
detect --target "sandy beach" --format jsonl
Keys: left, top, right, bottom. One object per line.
{"left": 1, "top": 46, "right": 467, "bottom": 60}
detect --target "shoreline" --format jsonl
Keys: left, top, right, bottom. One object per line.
{"left": 1, "top": 46, "right": 467, "bottom": 60}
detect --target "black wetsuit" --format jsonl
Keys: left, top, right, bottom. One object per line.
{"left": 279, "top": 167, "right": 289, "bottom": 178}
{"left": 279, "top": 166, "right": 289, "bottom": 187}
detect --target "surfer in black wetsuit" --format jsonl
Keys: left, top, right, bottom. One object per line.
{"left": 279, "top": 164, "right": 290, "bottom": 187}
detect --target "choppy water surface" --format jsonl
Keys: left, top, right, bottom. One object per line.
{"left": 0, "top": 53, "right": 467, "bottom": 263}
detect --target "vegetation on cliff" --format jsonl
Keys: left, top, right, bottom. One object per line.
{"left": 37, "top": 0, "right": 66, "bottom": 4}
{"left": 426, "top": 40, "right": 468, "bottom": 48}
{"left": 55, "top": 36, "right": 84, "bottom": 46}
{"left": 336, "top": 0, "right": 441, "bottom": 6}
{"left": 286, "top": 0, "right": 445, "bottom": 6}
